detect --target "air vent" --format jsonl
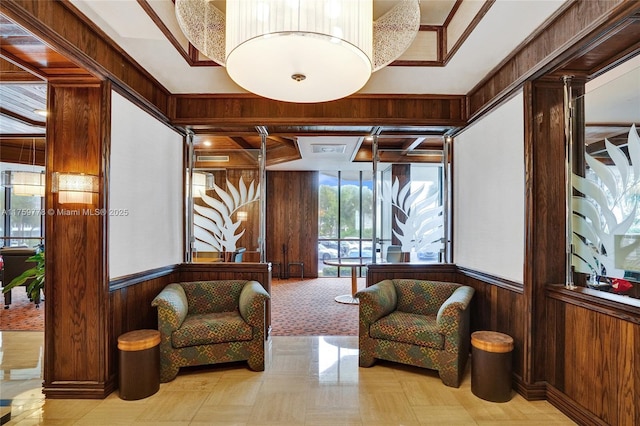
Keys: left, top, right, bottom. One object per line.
{"left": 197, "top": 155, "right": 229, "bottom": 162}
{"left": 311, "top": 144, "right": 347, "bottom": 154}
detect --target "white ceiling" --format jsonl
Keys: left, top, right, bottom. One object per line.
{"left": 60, "top": 0, "right": 638, "bottom": 171}
{"left": 68, "top": 0, "right": 567, "bottom": 95}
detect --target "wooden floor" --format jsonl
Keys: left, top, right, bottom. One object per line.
{"left": 0, "top": 331, "right": 575, "bottom": 425}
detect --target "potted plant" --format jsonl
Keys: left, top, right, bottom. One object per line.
{"left": 2, "top": 247, "right": 45, "bottom": 308}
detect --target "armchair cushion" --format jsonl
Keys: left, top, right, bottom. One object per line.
{"left": 370, "top": 311, "right": 443, "bottom": 349}
{"left": 172, "top": 311, "right": 253, "bottom": 348}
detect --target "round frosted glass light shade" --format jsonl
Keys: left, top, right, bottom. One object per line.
{"left": 226, "top": 33, "right": 371, "bottom": 103}
{"left": 225, "top": 0, "right": 373, "bottom": 103}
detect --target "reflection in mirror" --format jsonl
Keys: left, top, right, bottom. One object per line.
{"left": 571, "top": 56, "right": 640, "bottom": 300}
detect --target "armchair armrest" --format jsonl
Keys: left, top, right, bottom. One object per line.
{"left": 436, "top": 286, "right": 475, "bottom": 335}
{"left": 355, "top": 280, "right": 398, "bottom": 325}
{"left": 151, "top": 283, "right": 188, "bottom": 334}
{"left": 239, "top": 281, "right": 270, "bottom": 327}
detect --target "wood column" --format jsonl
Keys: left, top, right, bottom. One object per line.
{"left": 522, "top": 77, "right": 585, "bottom": 396}
{"left": 44, "top": 81, "right": 112, "bottom": 398}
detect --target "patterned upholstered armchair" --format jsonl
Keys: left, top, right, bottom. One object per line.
{"left": 151, "top": 280, "right": 270, "bottom": 382}
{"left": 355, "top": 279, "right": 475, "bottom": 387}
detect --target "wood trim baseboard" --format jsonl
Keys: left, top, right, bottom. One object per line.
{"left": 546, "top": 384, "right": 610, "bottom": 426}
{"left": 43, "top": 380, "right": 116, "bottom": 400}
{"left": 512, "top": 374, "right": 547, "bottom": 401}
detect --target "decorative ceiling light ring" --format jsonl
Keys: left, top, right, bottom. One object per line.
{"left": 372, "top": 0, "right": 421, "bottom": 71}
{"left": 175, "top": 0, "right": 420, "bottom": 102}
{"left": 175, "top": 0, "right": 225, "bottom": 65}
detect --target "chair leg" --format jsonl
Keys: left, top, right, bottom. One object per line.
{"left": 438, "top": 369, "right": 462, "bottom": 388}
{"left": 159, "top": 364, "right": 180, "bottom": 383}
{"left": 359, "top": 353, "right": 376, "bottom": 367}
{"left": 247, "top": 355, "right": 265, "bottom": 372}
{"left": 438, "top": 352, "right": 466, "bottom": 388}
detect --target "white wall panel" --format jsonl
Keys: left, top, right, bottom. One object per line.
{"left": 453, "top": 92, "right": 525, "bottom": 282}
{"left": 109, "top": 91, "right": 183, "bottom": 279}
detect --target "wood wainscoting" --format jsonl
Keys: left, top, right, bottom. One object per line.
{"left": 545, "top": 286, "right": 640, "bottom": 426}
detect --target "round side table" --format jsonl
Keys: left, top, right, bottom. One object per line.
{"left": 118, "top": 329, "right": 161, "bottom": 400}
{"left": 471, "top": 331, "right": 514, "bottom": 402}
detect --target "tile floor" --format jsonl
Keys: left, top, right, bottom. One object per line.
{"left": 0, "top": 331, "right": 576, "bottom": 425}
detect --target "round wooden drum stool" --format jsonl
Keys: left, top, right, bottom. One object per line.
{"left": 118, "top": 329, "right": 161, "bottom": 400}
{"left": 471, "top": 331, "right": 514, "bottom": 402}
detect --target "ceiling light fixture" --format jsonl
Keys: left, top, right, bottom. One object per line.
{"left": 1, "top": 170, "right": 45, "bottom": 197}
{"left": 1, "top": 138, "right": 45, "bottom": 197}
{"left": 175, "top": 0, "right": 420, "bottom": 103}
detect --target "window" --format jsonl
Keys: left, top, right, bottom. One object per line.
{"left": 1, "top": 163, "right": 45, "bottom": 248}
{"left": 319, "top": 163, "right": 445, "bottom": 277}
{"left": 318, "top": 170, "right": 373, "bottom": 277}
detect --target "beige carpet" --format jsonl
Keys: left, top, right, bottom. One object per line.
{"left": 270, "top": 277, "right": 362, "bottom": 336}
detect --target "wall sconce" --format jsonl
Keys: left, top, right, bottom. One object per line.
{"left": 1, "top": 170, "right": 45, "bottom": 197}
{"left": 52, "top": 172, "right": 99, "bottom": 204}
{"left": 237, "top": 211, "right": 248, "bottom": 222}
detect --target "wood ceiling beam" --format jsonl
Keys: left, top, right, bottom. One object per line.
{"left": 229, "top": 136, "right": 254, "bottom": 150}
{"left": 170, "top": 94, "right": 467, "bottom": 127}
{"left": 268, "top": 136, "right": 297, "bottom": 150}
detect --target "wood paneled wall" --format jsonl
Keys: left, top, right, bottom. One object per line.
{"left": 546, "top": 288, "right": 640, "bottom": 426}
{"left": 44, "top": 82, "right": 111, "bottom": 398}
{"left": 455, "top": 269, "right": 531, "bottom": 396}
{"left": 109, "top": 266, "right": 179, "bottom": 389}
{"left": 266, "top": 171, "right": 319, "bottom": 278}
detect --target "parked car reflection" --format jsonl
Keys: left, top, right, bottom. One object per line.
{"left": 318, "top": 243, "right": 338, "bottom": 261}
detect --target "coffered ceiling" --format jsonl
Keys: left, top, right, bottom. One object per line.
{"left": 1, "top": 1, "right": 637, "bottom": 170}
